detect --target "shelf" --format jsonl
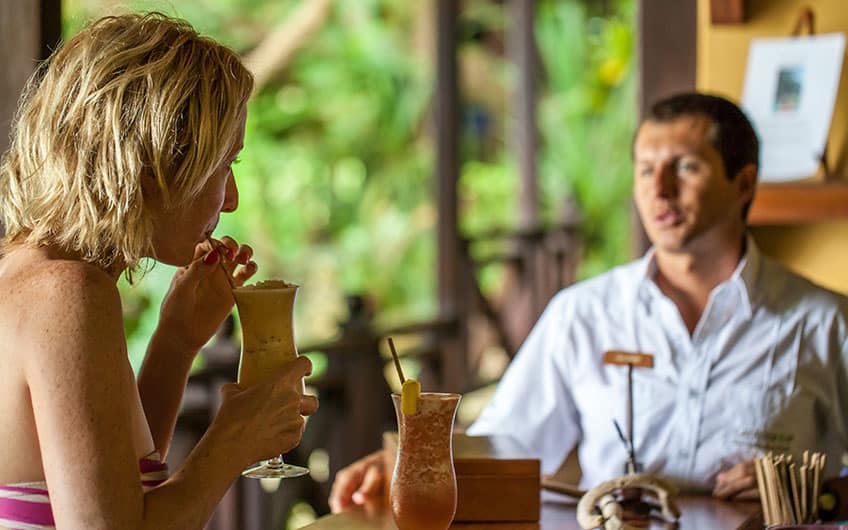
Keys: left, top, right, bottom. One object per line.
{"left": 749, "top": 181, "right": 848, "bottom": 225}
{"left": 710, "top": 0, "right": 746, "bottom": 24}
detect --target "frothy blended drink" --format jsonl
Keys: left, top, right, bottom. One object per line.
{"left": 233, "top": 280, "right": 298, "bottom": 388}
{"left": 232, "top": 279, "right": 311, "bottom": 479}
{"left": 391, "top": 392, "right": 461, "bottom": 530}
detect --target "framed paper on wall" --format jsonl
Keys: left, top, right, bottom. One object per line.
{"left": 741, "top": 33, "right": 846, "bottom": 182}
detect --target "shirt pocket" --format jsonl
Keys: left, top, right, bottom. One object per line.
{"left": 722, "top": 384, "right": 817, "bottom": 461}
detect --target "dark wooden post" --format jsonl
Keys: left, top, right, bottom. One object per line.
{"left": 0, "top": 0, "right": 61, "bottom": 236}
{"left": 0, "top": 0, "right": 61, "bottom": 149}
{"left": 633, "top": 0, "right": 697, "bottom": 255}
{"left": 434, "top": 0, "right": 467, "bottom": 392}
{"left": 40, "top": 0, "right": 62, "bottom": 60}
{"left": 1, "top": 2, "right": 39, "bottom": 157}
{"left": 510, "top": 0, "right": 539, "bottom": 230}
{"left": 509, "top": 0, "right": 550, "bottom": 327}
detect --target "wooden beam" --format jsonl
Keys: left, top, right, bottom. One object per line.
{"left": 435, "top": 0, "right": 460, "bottom": 319}
{"left": 0, "top": 0, "right": 60, "bottom": 164}
{"left": 434, "top": 0, "right": 467, "bottom": 391}
{"left": 509, "top": 0, "right": 539, "bottom": 229}
{"left": 637, "top": 0, "right": 697, "bottom": 120}
{"left": 633, "top": 0, "right": 697, "bottom": 256}
{"left": 0, "top": 1, "right": 60, "bottom": 238}
{"left": 0, "top": 1, "right": 41, "bottom": 159}
{"left": 40, "top": 0, "right": 62, "bottom": 60}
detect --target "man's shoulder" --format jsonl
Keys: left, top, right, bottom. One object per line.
{"left": 549, "top": 259, "right": 644, "bottom": 312}
{"left": 759, "top": 256, "right": 848, "bottom": 317}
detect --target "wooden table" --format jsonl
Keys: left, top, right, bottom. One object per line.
{"left": 301, "top": 496, "right": 762, "bottom": 529}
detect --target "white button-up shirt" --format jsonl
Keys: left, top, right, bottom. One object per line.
{"left": 467, "top": 238, "right": 848, "bottom": 492}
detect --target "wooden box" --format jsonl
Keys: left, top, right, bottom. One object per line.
{"left": 383, "top": 433, "right": 540, "bottom": 523}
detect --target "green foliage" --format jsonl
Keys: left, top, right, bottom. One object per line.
{"left": 62, "top": 0, "right": 635, "bottom": 370}
{"left": 457, "top": 0, "right": 636, "bottom": 285}
{"left": 536, "top": 0, "right": 635, "bottom": 277}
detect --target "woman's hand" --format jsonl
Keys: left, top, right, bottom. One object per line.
{"left": 156, "top": 236, "right": 257, "bottom": 354}
{"left": 214, "top": 356, "right": 319, "bottom": 465}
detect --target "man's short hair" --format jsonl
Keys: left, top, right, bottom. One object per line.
{"left": 647, "top": 92, "right": 759, "bottom": 220}
{"left": 647, "top": 92, "right": 759, "bottom": 182}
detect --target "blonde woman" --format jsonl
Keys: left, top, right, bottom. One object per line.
{"left": 0, "top": 13, "right": 318, "bottom": 529}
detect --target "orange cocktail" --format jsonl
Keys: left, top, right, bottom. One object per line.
{"left": 390, "top": 392, "right": 461, "bottom": 530}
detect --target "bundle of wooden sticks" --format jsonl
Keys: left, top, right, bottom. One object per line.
{"left": 755, "top": 451, "right": 827, "bottom": 526}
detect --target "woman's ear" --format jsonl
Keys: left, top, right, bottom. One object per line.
{"left": 140, "top": 168, "right": 164, "bottom": 204}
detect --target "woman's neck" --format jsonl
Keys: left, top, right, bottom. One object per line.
{"left": 1, "top": 242, "right": 126, "bottom": 282}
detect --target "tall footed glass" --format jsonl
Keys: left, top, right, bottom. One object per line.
{"left": 390, "top": 392, "right": 461, "bottom": 530}
{"left": 233, "top": 281, "right": 309, "bottom": 479}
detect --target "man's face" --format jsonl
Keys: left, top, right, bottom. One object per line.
{"left": 633, "top": 114, "right": 751, "bottom": 255}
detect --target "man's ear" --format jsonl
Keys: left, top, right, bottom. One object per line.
{"left": 735, "top": 163, "right": 757, "bottom": 202}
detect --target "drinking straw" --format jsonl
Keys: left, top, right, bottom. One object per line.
{"left": 387, "top": 337, "right": 406, "bottom": 384}
{"left": 207, "top": 237, "right": 236, "bottom": 290}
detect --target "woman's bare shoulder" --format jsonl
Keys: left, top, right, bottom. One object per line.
{"left": 0, "top": 252, "right": 124, "bottom": 364}
{"left": 2, "top": 252, "right": 119, "bottom": 308}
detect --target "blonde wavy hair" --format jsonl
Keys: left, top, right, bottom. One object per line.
{"left": 0, "top": 12, "right": 254, "bottom": 271}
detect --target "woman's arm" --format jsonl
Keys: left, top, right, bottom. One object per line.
{"left": 28, "top": 262, "right": 161, "bottom": 528}
{"left": 28, "top": 260, "right": 312, "bottom": 529}
{"left": 139, "top": 238, "right": 256, "bottom": 457}
{"left": 137, "top": 332, "right": 198, "bottom": 459}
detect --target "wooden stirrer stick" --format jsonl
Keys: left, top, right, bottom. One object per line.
{"left": 754, "top": 458, "right": 772, "bottom": 525}
{"left": 776, "top": 457, "right": 792, "bottom": 524}
{"left": 800, "top": 464, "right": 808, "bottom": 523}
{"left": 388, "top": 337, "right": 406, "bottom": 384}
{"left": 789, "top": 462, "right": 801, "bottom": 524}
{"left": 766, "top": 457, "right": 783, "bottom": 524}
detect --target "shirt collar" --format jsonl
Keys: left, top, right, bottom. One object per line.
{"left": 635, "top": 248, "right": 660, "bottom": 307}
{"left": 634, "top": 234, "right": 761, "bottom": 319}
{"left": 734, "top": 233, "right": 761, "bottom": 318}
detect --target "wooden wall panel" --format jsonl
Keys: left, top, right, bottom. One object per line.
{"left": 0, "top": 1, "right": 41, "bottom": 158}
{"left": 696, "top": 0, "right": 848, "bottom": 294}
{"left": 633, "top": 0, "right": 697, "bottom": 255}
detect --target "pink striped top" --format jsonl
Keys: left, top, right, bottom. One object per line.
{"left": 0, "top": 453, "right": 168, "bottom": 530}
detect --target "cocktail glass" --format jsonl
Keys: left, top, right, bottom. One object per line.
{"left": 390, "top": 392, "right": 461, "bottom": 530}
{"left": 233, "top": 280, "right": 309, "bottom": 479}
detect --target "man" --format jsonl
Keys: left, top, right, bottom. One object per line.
{"left": 329, "top": 92, "right": 848, "bottom": 512}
